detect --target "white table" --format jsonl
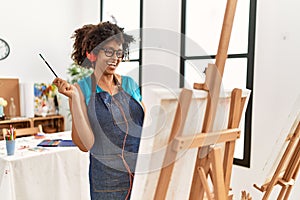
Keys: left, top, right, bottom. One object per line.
{"left": 0, "top": 131, "right": 90, "bottom": 200}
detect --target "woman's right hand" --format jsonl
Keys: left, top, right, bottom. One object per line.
{"left": 52, "top": 78, "right": 74, "bottom": 98}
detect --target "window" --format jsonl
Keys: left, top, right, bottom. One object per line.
{"left": 100, "top": 0, "right": 143, "bottom": 85}
{"left": 181, "top": 0, "right": 257, "bottom": 167}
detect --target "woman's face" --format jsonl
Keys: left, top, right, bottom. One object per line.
{"left": 94, "top": 40, "right": 123, "bottom": 78}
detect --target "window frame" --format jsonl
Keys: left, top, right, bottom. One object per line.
{"left": 180, "top": 0, "right": 257, "bottom": 167}
{"left": 100, "top": 0, "right": 144, "bottom": 86}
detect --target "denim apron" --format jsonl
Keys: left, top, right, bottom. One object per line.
{"left": 86, "top": 79, "right": 144, "bottom": 200}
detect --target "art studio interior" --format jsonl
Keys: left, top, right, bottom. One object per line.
{"left": 0, "top": 0, "right": 299, "bottom": 199}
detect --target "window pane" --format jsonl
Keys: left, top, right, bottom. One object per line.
{"left": 184, "top": 59, "right": 210, "bottom": 89}
{"left": 102, "top": 0, "right": 140, "bottom": 60}
{"left": 224, "top": 58, "right": 248, "bottom": 159}
{"left": 116, "top": 61, "right": 140, "bottom": 84}
{"left": 223, "top": 58, "right": 248, "bottom": 90}
{"left": 185, "top": 58, "right": 247, "bottom": 89}
{"left": 102, "top": 0, "right": 140, "bottom": 31}
{"left": 126, "top": 29, "right": 141, "bottom": 61}
{"left": 235, "top": 114, "right": 246, "bottom": 159}
{"left": 185, "top": 0, "right": 250, "bottom": 56}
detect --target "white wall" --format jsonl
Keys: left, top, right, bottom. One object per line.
{"left": 0, "top": 0, "right": 99, "bottom": 130}
{"left": 0, "top": 0, "right": 100, "bottom": 81}
{"left": 231, "top": 0, "right": 300, "bottom": 199}
{"left": 142, "top": 0, "right": 182, "bottom": 89}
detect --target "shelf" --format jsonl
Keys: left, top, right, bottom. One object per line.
{"left": 0, "top": 115, "right": 65, "bottom": 139}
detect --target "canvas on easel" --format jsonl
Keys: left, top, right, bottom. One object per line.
{"left": 131, "top": 87, "right": 250, "bottom": 200}
{"left": 131, "top": 88, "right": 207, "bottom": 200}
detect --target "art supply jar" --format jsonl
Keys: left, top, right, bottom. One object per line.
{"left": 6, "top": 140, "right": 16, "bottom": 156}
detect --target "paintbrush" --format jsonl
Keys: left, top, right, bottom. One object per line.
{"left": 39, "top": 54, "right": 58, "bottom": 77}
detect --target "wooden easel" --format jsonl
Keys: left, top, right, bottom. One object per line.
{"left": 152, "top": 88, "right": 247, "bottom": 200}
{"left": 153, "top": 0, "right": 243, "bottom": 199}
{"left": 253, "top": 115, "right": 300, "bottom": 199}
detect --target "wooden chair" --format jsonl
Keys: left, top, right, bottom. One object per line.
{"left": 2, "top": 124, "right": 43, "bottom": 138}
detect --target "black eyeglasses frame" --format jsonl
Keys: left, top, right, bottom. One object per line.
{"left": 99, "top": 48, "right": 127, "bottom": 58}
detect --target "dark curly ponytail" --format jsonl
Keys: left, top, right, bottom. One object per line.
{"left": 71, "top": 24, "right": 95, "bottom": 66}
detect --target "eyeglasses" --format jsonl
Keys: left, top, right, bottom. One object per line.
{"left": 100, "top": 48, "right": 126, "bottom": 58}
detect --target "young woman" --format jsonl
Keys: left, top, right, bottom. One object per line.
{"left": 53, "top": 22, "right": 144, "bottom": 200}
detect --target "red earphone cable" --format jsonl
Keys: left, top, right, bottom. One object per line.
{"left": 112, "top": 95, "right": 134, "bottom": 200}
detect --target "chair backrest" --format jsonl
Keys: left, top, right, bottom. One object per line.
{"left": 14, "top": 124, "right": 43, "bottom": 137}
{"left": 2, "top": 128, "right": 7, "bottom": 140}
{"left": 2, "top": 124, "right": 43, "bottom": 139}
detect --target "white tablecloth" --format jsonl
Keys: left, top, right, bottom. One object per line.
{"left": 0, "top": 131, "right": 90, "bottom": 200}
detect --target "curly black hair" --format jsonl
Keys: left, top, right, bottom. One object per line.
{"left": 71, "top": 21, "right": 134, "bottom": 67}
{"left": 71, "top": 24, "right": 95, "bottom": 65}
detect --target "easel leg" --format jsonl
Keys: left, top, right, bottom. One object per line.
{"left": 197, "top": 167, "right": 213, "bottom": 200}
{"left": 190, "top": 155, "right": 210, "bottom": 199}
{"left": 283, "top": 186, "right": 293, "bottom": 200}
{"left": 153, "top": 89, "right": 193, "bottom": 200}
{"left": 211, "top": 147, "right": 227, "bottom": 200}
{"left": 223, "top": 88, "right": 242, "bottom": 195}
{"left": 223, "top": 140, "right": 236, "bottom": 193}
{"left": 278, "top": 186, "right": 287, "bottom": 200}
{"left": 283, "top": 162, "right": 300, "bottom": 200}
